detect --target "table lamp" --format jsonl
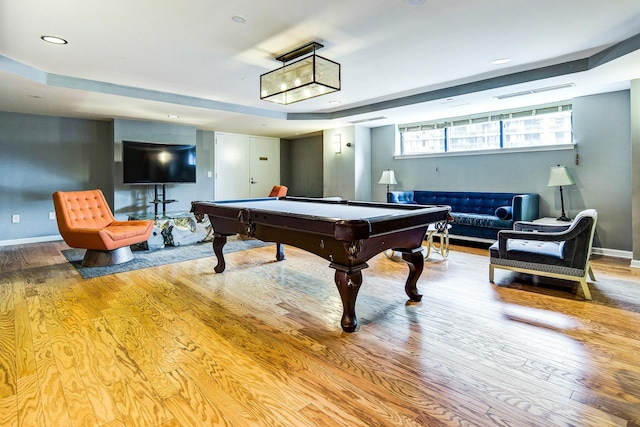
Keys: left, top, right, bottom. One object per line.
{"left": 547, "top": 165, "right": 575, "bottom": 221}
{"left": 378, "top": 169, "right": 397, "bottom": 202}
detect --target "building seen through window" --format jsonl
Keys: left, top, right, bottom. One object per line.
{"left": 399, "top": 105, "right": 572, "bottom": 156}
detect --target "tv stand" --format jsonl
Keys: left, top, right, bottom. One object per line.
{"left": 152, "top": 184, "right": 177, "bottom": 217}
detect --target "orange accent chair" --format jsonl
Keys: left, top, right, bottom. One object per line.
{"left": 269, "top": 185, "right": 288, "bottom": 197}
{"left": 53, "top": 189, "right": 154, "bottom": 267}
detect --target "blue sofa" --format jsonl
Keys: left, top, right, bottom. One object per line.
{"left": 388, "top": 190, "right": 539, "bottom": 240}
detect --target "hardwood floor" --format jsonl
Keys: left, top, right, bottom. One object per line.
{"left": 1, "top": 239, "right": 639, "bottom": 426}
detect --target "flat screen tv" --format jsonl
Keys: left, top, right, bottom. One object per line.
{"left": 122, "top": 141, "right": 196, "bottom": 184}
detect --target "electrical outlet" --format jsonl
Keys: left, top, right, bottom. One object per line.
{"left": 49, "top": 211, "right": 56, "bottom": 220}
{"left": 207, "top": 171, "right": 213, "bottom": 178}
{"left": 11, "top": 214, "right": 20, "bottom": 223}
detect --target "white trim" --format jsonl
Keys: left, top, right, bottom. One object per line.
{"left": 394, "top": 143, "right": 575, "bottom": 160}
{"left": 630, "top": 259, "right": 640, "bottom": 269}
{"left": 0, "top": 235, "right": 62, "bottom": 247}
{"left": 449, "top": 234, "right": 495, "bottom": 244}
{"left": 591, "top": 247, "right": 632, "bottom": 259}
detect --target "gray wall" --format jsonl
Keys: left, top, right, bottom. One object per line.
{"left": 371, "top": 90, "right": 632, "bottom": 252}
{"left": 112, "top": 119, "right": 215, "bottom": 218}
{"left": 632, "top": 80, "right": 640, "bottom": 262}
{"left": 0, "top": 112, "right": 112, "bottom": 241}
{"left": 572, "top": 91, "right": 632, "bottom": 253}
{"left": 354, "top": 126, "right": 372, "bottom": 201}
{"left": 279, "top": 138, "right": 292, "bottom": 192}
{"left": 0, "top": 114, "right": 217, "bottom": 243}
{"left": 285, "top": 134, "right": 323, "bottom": 197}
{"left": 317, "top": 126, "right": 372, "bottom": 201}
{"left": 324, "top": 128, "right": 353, "bottom": 199}
{"left": 0, "top": 90, "right": 634, "bottom": 253}
{"left": 197, "top": 129, "right": 216, "bottom": 201}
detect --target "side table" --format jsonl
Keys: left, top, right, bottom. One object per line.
{"left": 425, "top": 222, "right": 451, "bottom": 258}
{"left": 385, "top": 221, "right": 451, "bottom": 260}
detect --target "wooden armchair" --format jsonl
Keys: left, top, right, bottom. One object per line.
{"left": 53, "top": 189, "right": 154, "bottom": 267}
{"left": 489, "top": 209, "right": 598, "bottom": 300}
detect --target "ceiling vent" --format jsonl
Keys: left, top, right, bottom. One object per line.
{"left": 495, "top": 83, "right": 576, "bottom": 100}
{"left": 349, "top": 116, "right": 387, "bottom": 124}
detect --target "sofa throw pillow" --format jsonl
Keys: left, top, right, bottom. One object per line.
{"left": 495, "top": 206, "right": 513, "bottom": 220}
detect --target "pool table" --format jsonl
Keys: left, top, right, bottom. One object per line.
{"left": 191, "top": 197, "right": 450, "bottom": 332}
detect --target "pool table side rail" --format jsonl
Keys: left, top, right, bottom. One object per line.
{"left": 191, "top": 198, "right": 451, "bottom": 241}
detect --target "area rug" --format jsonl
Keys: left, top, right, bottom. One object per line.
{"left": 62, "top": 238, "right": 273, "bottom": 279}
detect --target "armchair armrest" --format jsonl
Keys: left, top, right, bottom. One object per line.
{"left": 497, "top": 216, "right": 593, "bottom": 258}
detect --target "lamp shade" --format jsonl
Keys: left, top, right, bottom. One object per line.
{"left": 378, "top": 170, "right": 398, "bottom": 185}
{"left": 547, "top": 165, "right": 575, "bottom": 187}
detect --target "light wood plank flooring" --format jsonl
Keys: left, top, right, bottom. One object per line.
{"left": 1, "top": 239, "right": 639, "bottom": 426}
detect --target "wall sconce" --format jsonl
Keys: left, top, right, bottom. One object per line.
{"left": 333, "top": 134, "right": 341, "bottom": 153}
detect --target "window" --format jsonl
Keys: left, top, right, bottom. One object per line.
{"left": 401, "top": 127, "right": 444, "bottom": 154}
{"left": 399, "top": 104, "right": 572, "bottom": 156}
{"left": 502, "top": 111, "right": 572, "bottom": 148}
{"left": 447, "top": 120, "right": 501, "bottom": 152}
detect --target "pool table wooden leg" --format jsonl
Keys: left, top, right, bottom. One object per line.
{"left": 401, "top": 248, "right": 425, "bottom": 301}
{"left": 212, "top": 234, "right": 228, "bottom": 273}
{"left": 332, "top": 264, "right": 366, "bottom": 333}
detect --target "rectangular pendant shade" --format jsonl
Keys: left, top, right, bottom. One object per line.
{"left": 260, "top": 54, "right": 340, "bottom": 105}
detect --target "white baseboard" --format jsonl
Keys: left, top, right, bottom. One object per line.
{"left": 591, "top": 247, "right": 632, "bottom": 259}
{"left": 449, "top": 235, "right": 638, "bottom": 266}
{"left": 591, "top": 247, "right": 640, "bottom": 269}
{"left": 0, "top": 234, "right": 62, "bottom": 247}
{"left": 448, "top": 234, "right": 494, "bottom": 244}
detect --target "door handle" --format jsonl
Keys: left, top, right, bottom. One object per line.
{"left": 250, "top": 178, "right": 257, "bottom": 184}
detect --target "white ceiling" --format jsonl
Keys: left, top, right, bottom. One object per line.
{"left": 1, "top": 0, "right": 640, "bottom": 138}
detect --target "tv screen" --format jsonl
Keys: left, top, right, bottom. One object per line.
{"left": 122, "top": 141, "right": 196, "bottom": 184}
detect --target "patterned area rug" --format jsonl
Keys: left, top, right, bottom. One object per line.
{"left": 62, "top": 237, "right": 272, "bottom": 279}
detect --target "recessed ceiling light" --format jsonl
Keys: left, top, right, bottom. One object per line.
{"left": 329, "top": 100, "right": 341, "bottom": 105}
{"left": 491, "top": 58, "right": 512, "bottom": 65}
{"left": 167, "top": 115, "right": 180, "bottom": 119}
{"left": 231, "top": 15, "right": 246, "bottom": 24}
{"left": 41, "top": 35, "right": 68, "bottom": 45}
{"left": 405, "top": 0, "right": 425, "bottom": 5}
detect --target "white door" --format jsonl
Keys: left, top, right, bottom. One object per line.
{"left": 215, "top": 133, "right": 250, "bottom": 200}
{"left": 249, "top": 137, "right": 281, "bottom": 197}
{"left": 215, "top": 134, "right": 280, "bottom": 200}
